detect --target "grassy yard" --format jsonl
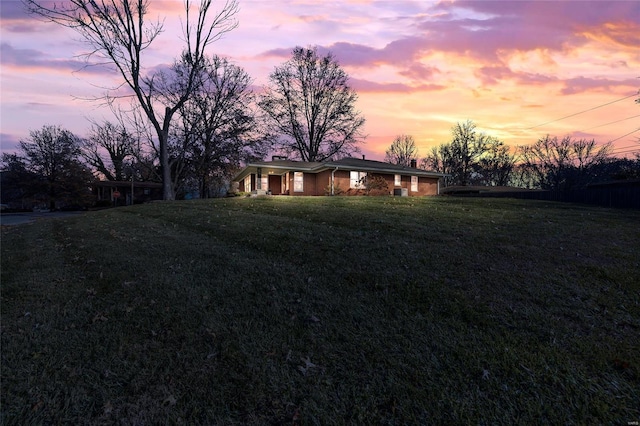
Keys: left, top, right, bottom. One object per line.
{"left": 1, "top": 196, "right": 639, "bottom": 424}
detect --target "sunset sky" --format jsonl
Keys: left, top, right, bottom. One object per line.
{"left": 1, "top": 0, "right": 639, "bottom": 161}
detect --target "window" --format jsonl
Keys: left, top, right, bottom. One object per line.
{"left": 294, "top": 172, "right": 304, "bottom": 192}
{"left": 411, "top": 176, "right": 418, "bottom": 192}
{"left": 350, "top": 171, "right": 367, "bottom": 189}
{"left": 244, "top": 175, "right": 251, "bottom": 192}
{"left": 394, "top": 174, "right": 401, "bottom": 186}
{"left": 261, "top": 176, "right": 268, "bottom": 191}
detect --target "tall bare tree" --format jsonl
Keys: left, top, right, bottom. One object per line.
{"left": 385, "top": 135, "right": 418, "bottom": 166}
{"left": 24, "top": 0, "right": 239, "bottom": 200}
{"left": 259, "top": 46, "right": 366, "bottom": 162}
{"left": 422, "top": 120, "right": 488, "bottom": 186}
{"left": 448, "top": 120, "right": 488, "bottom": 186}
{"left": 177, "top": 55, "right": 270, "bottom": 198}
{"left": 82, "top": 121, "right": 135, "bottom": 181}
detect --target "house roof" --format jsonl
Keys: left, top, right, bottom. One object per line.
{"left": 94, "top": 180, "right": 163, "bottom": 189}
{"left": 233, "top": 157, "right": 448, "bottom": 182}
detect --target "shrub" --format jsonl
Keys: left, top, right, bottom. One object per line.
{"left": 324, "top": 183, "right": 345, "bottom": 196}
{"left": 365, "top": 175, "right": 390, "bottom": 196}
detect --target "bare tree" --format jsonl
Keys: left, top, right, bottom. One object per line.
{"left": 448, "top": 120, "right": 489, "bottom": 186}
{"left": 24, "top": 0, "right": 239, "bottom": 200}
{"left": 476, "top": 137, "right": 516, "bottom": 186}
{"left": 385, "top": 135, "right": 418, "bottom": 167}
{"left": 11, "top": 125, "right": 94, "bottom": 209}
{"left": 82, "top": 121, "right": 135, "bottom": 181}
{"left": 421, "top": 143, "right": 456, "bottom": 186}
{"left": 177, "top": 55, "right": 270, "bottom": 198}
{"left": 519, "top": 135, "right": 611, "bottom": 189}
{"left": 422, "top": 120, "right": 487, "bottom": 186}
{"left": 259, "top": 46, "right": 366, "bottom": 162}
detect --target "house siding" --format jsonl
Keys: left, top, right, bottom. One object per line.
{"left": 333, "top": 170, "right": 351, "bottom": 193}
{"left": 289, "top": 171, "right": 318, "bottom": 196}
{"left": 316, "top": 170, "right": 333, "bottom": 195}
{"left": 332, "top": 171, "right": 437, "bottom": 196}
{"left": 233, "top": 158, "right": 445, "bottom": 196}
{"left": 415, "top": 177, "right": 439, "bottom": 195}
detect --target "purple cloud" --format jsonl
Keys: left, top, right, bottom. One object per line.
{"left": 0, "top": 133, "right": 22, "bottom": 153}
{"left": 428, "top": 1, "right": 640, "bottom": 54}
{"left": 349, "top": 78, "right": 444, "bottom": 94}
{"left": 0, "top": 1, "right": 64, "bottom": 34}
{"left": 1, "top": 42, "right": 115, "bottom": 74}
{"left": 561, "top": 77, "right": 640, "bottom": 95}
{"left": 475, "top": 66, "right": 557, "bottom": 87}
{"left": 398, "top": 63, "right": 440, "bottom": 82}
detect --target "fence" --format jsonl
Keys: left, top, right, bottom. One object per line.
{"left": 473, "top": 184, "right": 640, "bottom": 209}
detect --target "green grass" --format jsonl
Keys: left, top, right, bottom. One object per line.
{"left": 2, "top": 196, "right": 639, "bottom": 424}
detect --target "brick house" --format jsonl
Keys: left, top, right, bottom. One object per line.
{"left": 93, "top": 180, "right": 163, "bottom": 205}
{"left": 233, "top": 157, "right": 447, "bottom": 196}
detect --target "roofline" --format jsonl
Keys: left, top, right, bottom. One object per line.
{"left": 323, "top": 162, "right": 448, "bottom": 178}
{"left": 233, "top": 160, "right": 449, "bottom": 181}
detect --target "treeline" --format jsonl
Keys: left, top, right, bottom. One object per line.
{"left": 386, "top": 120, "right": 640, "bottom": 190}
{"left": 2, "top": 55, "right": 268, "bottom": 209}
{"left": 2, "top": 46, "right": 368, "bottom": 210}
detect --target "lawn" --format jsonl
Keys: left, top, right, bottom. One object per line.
{"left": 1, "top": 196, "right": 639, "bottom": 424}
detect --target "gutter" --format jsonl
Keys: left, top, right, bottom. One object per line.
{"left": 331, "top": 167, "right": 339, "bottom": 195}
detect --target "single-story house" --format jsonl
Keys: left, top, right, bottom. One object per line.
{"left": 93, "top": 180, "right": 163, "bottom": 205}
{"left": 232, "top": 157, "right": 448, "bottom": 196}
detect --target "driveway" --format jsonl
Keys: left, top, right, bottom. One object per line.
{"left": 0, "top": 211, "right": 86, "bottom": 226}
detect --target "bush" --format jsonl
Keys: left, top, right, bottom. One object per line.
{"left": 324, "top": 183, "right": 345, "bottom": 196}
{"left": 365, "top": 175, "right": 390, "bottom": 196}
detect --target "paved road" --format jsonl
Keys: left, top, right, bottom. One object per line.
{"left": 0, "top": 211, "right": 86, "bottom": 226}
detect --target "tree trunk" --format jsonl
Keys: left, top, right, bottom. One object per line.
{"left": 161, "top": 108, "right": 175, "bottom": 200}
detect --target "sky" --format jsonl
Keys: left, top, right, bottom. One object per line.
{"left": 1, "top": 0, "right": 639, "bottom": 161}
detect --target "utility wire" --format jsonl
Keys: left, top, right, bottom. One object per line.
{"left": 611, "top": 143, "right": 640, "bottom": 152}
{"left": 579, "top": 114, "right": 640, "bottom": 132}
{"left": 525, "top": 93, "right": 637, "bottom": 130}
{"left": 609, "top": 128, "right": 640, "bottom": 144}
{"left": 612, "top": 148, "right": 639, "bottom": 156}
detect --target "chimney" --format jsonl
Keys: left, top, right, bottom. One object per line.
{"left": 410, "top": 159, "right": 417, "bottom": 168}
{"left": 362, "top": 155, "right": 366, "bottom": 160}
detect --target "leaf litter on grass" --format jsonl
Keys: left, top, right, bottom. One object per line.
{"left": 2, "top": 197, "right": 639, "bottom": 424}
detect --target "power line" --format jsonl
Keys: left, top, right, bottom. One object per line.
{"left": 525, "top": 93, "right": 637, "bottom": 130}
{"left": 612, "top": 148, "right": 639, "bottom": 156}
{"left": 609, "top": 128, "right": 639, "bottom": 144}
{"left": 579, "top": 114, "right": 640, "bottom": 132}
{"left": 611, "top": 143, "right": 640, "bottom": 152}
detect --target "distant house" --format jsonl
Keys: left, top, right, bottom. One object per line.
{"left": 93, "top": 181, "right": 163, "bottom": 205}
{"left": 232, "top": 157, "right": 447, "bottom": 196}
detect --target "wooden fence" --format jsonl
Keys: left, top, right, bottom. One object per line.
{"left": 469, "top": 184, "right": 640, "bottom": 209}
